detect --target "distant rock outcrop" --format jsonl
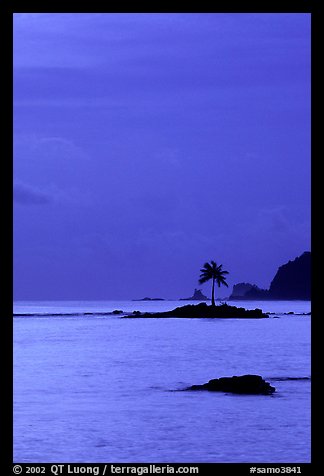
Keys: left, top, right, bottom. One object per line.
{"left": 230, "top": 282, "right": 254, "bottom": 297}
{"left": 244, "top": 286, "right": 270, "bottom": 300}
{"left": 132, "top": 297, "right": 165, "bottom": 301}
{"left": 229, "top": 282, "right": 268, "bottom": 300}
{"left": 180, "top": 288, "right": 209, "bottom": 301}
{"left": 229, "top": 283, "right": 269, "bottom": 300}
{"left": 187, "top": 375, "right": 275, "bottom": 395}
{"left": 229, "top": 252, "right": 311, "bottom": 301}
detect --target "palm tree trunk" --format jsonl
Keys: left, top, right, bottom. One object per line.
{"left": 211, "top": 278, "right": 215, "bottom": 306}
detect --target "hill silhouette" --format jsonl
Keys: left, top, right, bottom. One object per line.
{"left": 229, "top": 252, "right": 311, "bottom": 300}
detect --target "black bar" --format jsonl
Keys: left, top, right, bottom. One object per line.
{"left": 8, "top": 463, "right": 315, "bottom": 476}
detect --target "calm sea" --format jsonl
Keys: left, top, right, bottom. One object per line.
{"left": 13, "top": 300, "right": 311, "bottom": 463}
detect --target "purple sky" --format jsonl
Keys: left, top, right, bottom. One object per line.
{"left": 13, "top": 13, "right": 311, "bottom": 300}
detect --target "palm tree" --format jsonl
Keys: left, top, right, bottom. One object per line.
{"left": 199, "top": 261, "right": 229, "bottom": 306}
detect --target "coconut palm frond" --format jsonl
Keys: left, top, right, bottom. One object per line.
{"left": 201, "top": 262, "right": 212, "bottom": 271}
{"left": 198, "top": 275, "right": 210, "bottom": 284}
{"left": 216, "top": 276, "right": 229, "bottom": 287}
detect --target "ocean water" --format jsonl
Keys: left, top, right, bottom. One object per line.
{"left": 13, "top": 300, "right": 311, "bottom": 463}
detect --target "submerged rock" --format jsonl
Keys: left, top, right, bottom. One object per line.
{"left": 187, "top": 374, "right": 275, "bottom": 395}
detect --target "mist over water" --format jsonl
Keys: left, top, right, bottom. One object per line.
{"left": 14, "top": 300, "right": 311, "bottom": 463}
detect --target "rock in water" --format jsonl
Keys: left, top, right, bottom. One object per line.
{"left": 188, "top": 374, "right": 275, "bottom": 395}
{"left": 180, "top": 288, "right": 209, "bottom": 301}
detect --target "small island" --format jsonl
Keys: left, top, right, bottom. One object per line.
{"left": 126, "top": 302, "right": 268, "bottom": 319}
{"left": 180, "top": 288, "right": 210, "bottom": 301}
{"left": 132, "top": 297, "right": 165, "bottom": 301}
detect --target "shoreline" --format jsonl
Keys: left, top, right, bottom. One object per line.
{"left": 13, "top": 307, "right": 311, "bottom": 319}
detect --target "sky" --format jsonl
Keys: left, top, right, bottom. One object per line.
{"left": 13, "top": 13, "right": 311, "bottom": 300}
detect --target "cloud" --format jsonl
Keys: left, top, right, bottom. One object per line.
{"left": 14, "top": 182, "right": 53, "bottom": 205}
{"left": 257, "top": 207, "right": 290, "bottom": 233}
